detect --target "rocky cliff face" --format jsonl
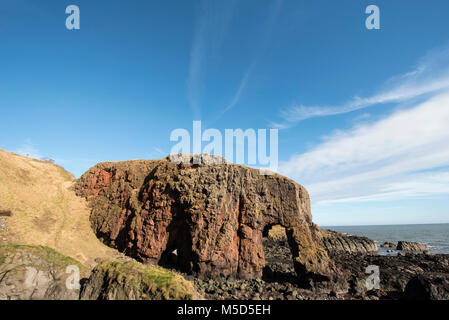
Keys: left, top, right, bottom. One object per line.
{"left": 321, "top": 230, "right": 378, "bottom": 254}
{"left": 75, "top": 155, "right": 337, "bottom": 285}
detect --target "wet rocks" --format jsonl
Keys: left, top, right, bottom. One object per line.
{"left": 381, "top": 242, "right": 395, "bottom": 248}
{"left": 397, "top": 241, "right": 428, "bottom": 252}
{"left": 194, "top": 237, "right": 332, "bottom": 300}
{"left": 75, "top": 155, "right": 335, "bottom": 284}
{"left": 194, "top": 236, "right": 449, "bottom": 300}
{"left": 194, "top": 277, "right": 310, "bottom": 300}
{"left": 404, "top": 274, "right": 449, "bottom": 300}
{"left": 330, "top": 251, "right": 449, "bottom": 299}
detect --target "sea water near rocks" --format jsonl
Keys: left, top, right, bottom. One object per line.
{"left": 323, "top": 223, "right": 449, "bottom": 255}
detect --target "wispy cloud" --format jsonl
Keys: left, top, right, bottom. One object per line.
{"left": 220, "top": 0, "right": 283, "bottom": 116}
{"left": 221, "top": 64, "right": 253, "bottom": 115}
{"left": 148, "top": 147, "right": 166, "bottom": 159}
{"left": 14, "top": 139, "right": 42, "bottom": 159}
{"left": 279, "top": 91, "right": 449, "bottom": 204}
{"left": 271, "top": 46, "right": 449, "bottom": 129}
{"left": 188, "top": 0, "right": 238, "bottom": 119}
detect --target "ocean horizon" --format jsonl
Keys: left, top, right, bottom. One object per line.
{"left": 321, "top": 223, "right": 449, "bottom": 254}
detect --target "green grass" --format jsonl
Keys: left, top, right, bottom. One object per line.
{"left": 0, "top": 243, "right": 86, "bottom": 274}
{"left": 95, "top": 260, "right": 196, "bottom": 300}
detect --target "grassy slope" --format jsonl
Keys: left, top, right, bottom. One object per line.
{"left": 0, "top": 149, "right": 119, "bottom": 268}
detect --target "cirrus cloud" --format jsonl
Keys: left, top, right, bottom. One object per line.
{"left": 271, "top": 46, "right": 449, "bottom": 129}
{"left": 279, "top": 91, "right": 449, "bottom": 204}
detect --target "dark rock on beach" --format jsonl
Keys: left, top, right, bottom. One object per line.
{"left": 380, "top": 242, "right": 396, "bottom": 248}
{"left": 194, "top": 237, "right": 338, "bottom": 300}
{"left": 194, "top": 236, "right": 449, "bottom": 300}
{"left": 404, "top": 274, "right": 449, "bottom": 300}
{"left": 330, "top": 251, "right": 449, "bottom": 299}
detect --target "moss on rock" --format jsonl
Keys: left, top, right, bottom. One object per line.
{"left": 80, "top": 259, "right": 198, "bottom": 300}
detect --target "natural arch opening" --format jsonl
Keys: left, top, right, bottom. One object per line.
{"left": 262, "top": 224, "right": 297, "bottom": 285}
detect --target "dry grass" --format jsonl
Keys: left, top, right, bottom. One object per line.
{"left": 267, "top": 225, "right": 287, "bottom": 241}
{"left": 0, "top": 149, "right": 121, "bottom": 268}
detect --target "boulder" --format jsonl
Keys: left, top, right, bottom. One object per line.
{"left": 380, "top": 242, "right": 395, "bottom": 248}
{"left": 397, "top": 241, "right": 428, "bottom": 252}
{"left": 75, "top": 155, "right": 337, "bottom": 285}
{"left": 0, "top": 244, "right": 87, "bottom": 300}
{"left": 404, "top": 274, "right": 449, "bottom": 300}
{"left": 80, "top": 260, "right": 197, "bottom": 300}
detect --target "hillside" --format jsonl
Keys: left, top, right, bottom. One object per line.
{"left": 0, "top": 149, "right": 121, "bottom": 267}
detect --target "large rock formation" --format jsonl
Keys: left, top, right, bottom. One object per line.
{"left": 321, "top": 230, "right": 378, "bottom": 254}
{"left": 75, "top": 155, "right": 337, "bottom": 285}
{"left": 397, "top": 241, "right": 429, "bottom": 252}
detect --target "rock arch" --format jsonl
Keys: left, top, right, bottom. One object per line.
{"left": 75, "top": 155, "right": 336, "bottom": 286}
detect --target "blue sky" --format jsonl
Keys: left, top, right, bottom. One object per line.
{"left": 1, "top": 0, "right": 449, "bottom": 225}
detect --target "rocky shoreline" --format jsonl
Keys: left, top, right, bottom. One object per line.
{"left": 71, "top": 156, "right": 449, "bottom": 300}
{"left": 2, "top": 236, "right": 448, "bottom": 300}
{"left": 193, "top": 236, "right": 449, "bottom": 300}
{"left": 193, "top": 238, "right": 303, "bottom": 300}
{"left": 2, "top": 152, "right": 448, "bottom": 300}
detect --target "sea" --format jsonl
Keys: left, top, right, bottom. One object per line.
{"left": 322, "top": 223, "right": 449, "bottom": 255}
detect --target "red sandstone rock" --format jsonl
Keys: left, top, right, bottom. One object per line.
{"left": 75, "top": 155, "right": 337, "bottom": 285}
